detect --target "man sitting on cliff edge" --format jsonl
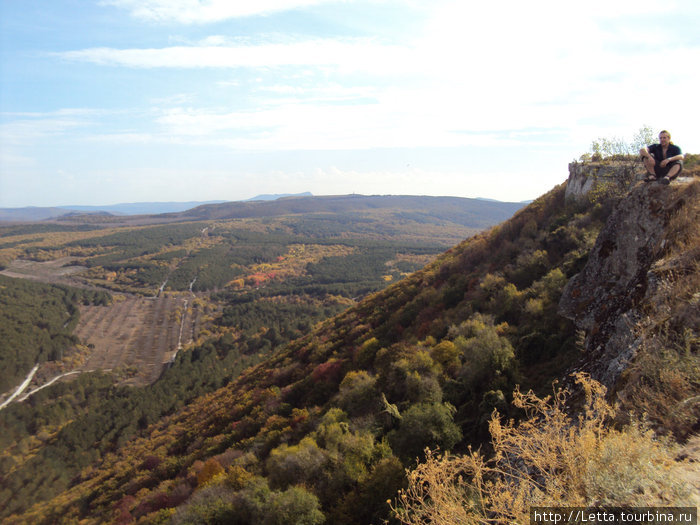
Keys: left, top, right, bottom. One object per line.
{"left": 640, "top": 129, "right": 684, "bottom": 185}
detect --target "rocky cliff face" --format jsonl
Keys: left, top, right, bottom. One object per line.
{"left": 559, "top": 174, "right": 698, "bottom": 390}
{"left": 565, "top": 160, "right": 644, "bottom": 202}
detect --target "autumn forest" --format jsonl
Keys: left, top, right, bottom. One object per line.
{"left": 1, "top": 179, "right": 698, "bottom": 524}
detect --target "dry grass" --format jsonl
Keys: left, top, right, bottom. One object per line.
{"left": 392, "top": 374, "right": 694, "bottom": 525}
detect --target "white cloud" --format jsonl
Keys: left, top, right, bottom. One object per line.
{"left": 101, "top": 0, "right": 342, "bottom": 24}
{"left": 149, "top": 93, "right": 195, "bottom": 106}
{"left": 60, "top": 1, "right": 700, "bottom": 136}
{"left": 0, "top": 109, "right": 98, "bottom": 145}
{"left": 41, "top": 0, "right": 700, "bottom": 159}
{"left": 57, "top": 38, "right": 412, "bottom": 74}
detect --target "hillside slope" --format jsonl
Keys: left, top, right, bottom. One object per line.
{"left": 6, "top": 173, "right": 698, "bottom": 524}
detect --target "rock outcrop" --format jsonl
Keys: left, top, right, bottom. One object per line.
{"left": 559, "top": 176, "right": 698, "bottom": 388}
{"left": 565, "top": 160, "right": 645, "bottom": 202}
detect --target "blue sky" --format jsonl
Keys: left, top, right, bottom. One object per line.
{"left": 1, "top": 0, "right": 699, "bottom": 207}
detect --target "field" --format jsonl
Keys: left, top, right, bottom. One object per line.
{"left": 75, "top": 293, "right": 201, "bottom": 386}
{"left": 0, "top": 256, "right": 210, "bottom": 390}
{"left": 0, "top": 256, "right": 87, "bottom": 285}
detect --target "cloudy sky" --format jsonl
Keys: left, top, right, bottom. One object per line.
{"left": 1, "top": 0, "right": 698, "bottom": 207}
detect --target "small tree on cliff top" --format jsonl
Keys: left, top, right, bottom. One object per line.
{"left": 577, "top": 126, "right": 656, "bottom": 204}
{"left": 580, "top": 125, "right": 655, "bottom": 162}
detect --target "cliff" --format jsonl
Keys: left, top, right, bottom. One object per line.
{"left": 559, "top": 168, "right": 699, "bottom": 421}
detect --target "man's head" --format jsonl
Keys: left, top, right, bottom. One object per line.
{"left": 659, "top": 130, "right": 671, "bottom": 146}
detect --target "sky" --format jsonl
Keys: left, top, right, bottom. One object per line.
{"left": 1, "top": 0, "right": 699, "bottom": 207}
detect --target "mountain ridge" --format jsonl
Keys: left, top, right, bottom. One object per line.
{"left": 244, "top": 191, "right": 313, "bottom": 201}
{"left": 0, "top": 201, "right": 228, "bottom": 222}
{"left": 169, "top": 193, "right": 525, "bottom": 229}
{"left": 0, "top": 194, "right": 524, "bottom": 229}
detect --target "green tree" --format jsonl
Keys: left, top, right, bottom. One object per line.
{"left": 266, "top": 437, "right": 327, "bottom": 489}
{"left": 337, "top": 370, "right": 380, "bottom": 416}
{"left": 586, "top": 125, "right": 654, "bottom": 160}
{"left": 262, "top": 486, "right": 324, "bottom": 525}
{"left": 389, "top": 402, "right": 462, "bottom": 460}
{"left": 451, "top": 314, "right": 515, "bottom": 390}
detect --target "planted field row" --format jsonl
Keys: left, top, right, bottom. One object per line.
{"left": 75, "top": 294, "right": 200, "bottom": 386}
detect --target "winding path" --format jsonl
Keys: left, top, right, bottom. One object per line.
{"left": 0, "top": 364, "right": 39, "bottom": 411}
{"left": 16, "top": 370, "right": 83, "bottom": 402}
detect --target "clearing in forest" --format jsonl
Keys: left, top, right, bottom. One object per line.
{"left": 75, "top": 294, "right": 200, "bottom": 386}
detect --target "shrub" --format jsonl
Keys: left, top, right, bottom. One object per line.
{"left": 197, "top": 458, "right": 225, "bottom": 487}
{"left": 378, "top": 348, "right": 443, "bottom": 405}
{"left": 429, "top": 340, "right": 460, "bottom": 376}
{"left": 266, "top": 437, "right": 327, "bottom": 489}
{"left": 332, "top": 456, "right": 407, "bottom": 525}
{"left": 451, "top": 314, "right": 515, "bottom": 390}
{"left": 226, "top": 465, "right": 254, "bottom": 491}
{"left": 392, "top": 374, "right": 694, "bottom": 525}
{"left": 262, "top": 485, "right": 324, "bottom": 525}
{"left": 388, "top": 402, "right": 462, "bottom": 461}
{"left": 337, "top": 370, "right": 380, "bottom": 416}
{"left": 171, "top": 485, "right": 238, "bottom": 525}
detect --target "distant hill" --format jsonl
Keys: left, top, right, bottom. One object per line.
{"left": 0, "top": 207, "right": 71, "bottom": 222}
{"left": 172, "top": 194, "right": 525, "bottom": 229}
{"left": 0, "top": 201, "right": 228, "bottom": 222}
{"left": 0, "top": 194, "right": 521, "bottom": 227}
{"left": 59, "top": 201, "right": 228, "bottom": 216}
{"left": 245, "top": 192, "right": 313, "bottom": 201}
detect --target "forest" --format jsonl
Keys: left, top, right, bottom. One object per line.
{"left": 0, "top": 206, "right": 465, "bottom": 393}
{"left": 0, "top": 200, "right": 481, "bottom": 520}
{"left": 2, "top": 174, "right": 697, "bottom": 523}
{"left": 0, "top": 276, "right": 110, "bottom": 392}
{"left": 0, "top": 289, "right": 347, "bottom": 517}
{"left": 2, "top": 211, "right": 465, "bottom": 296}
{"left": 0, "top": 181, "right": 613, "bottom": 522}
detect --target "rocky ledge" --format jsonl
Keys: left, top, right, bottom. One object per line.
{"left": 559, "top": 175, "right": 698, "bottom": 388}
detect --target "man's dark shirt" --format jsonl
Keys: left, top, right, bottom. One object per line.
{"left": 648, "top": 143, "right": 682, "bottom": 165}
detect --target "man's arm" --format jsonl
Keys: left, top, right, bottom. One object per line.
{"left": 661, "top": 154, "right": 684, "bottom": 166}
{"left": 661, "top": 145, "right": 684, "bottom": 166}
{"left": 640, "top": 146, "right": 653, "bottom": 159}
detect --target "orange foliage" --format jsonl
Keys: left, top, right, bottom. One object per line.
{"left": 196, "top": 458, "right": 225, "bottom": 487}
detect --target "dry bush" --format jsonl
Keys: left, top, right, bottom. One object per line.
{"left": 392, "top": 374, "right": 694, "bottom": 525}
{"left": 618, "top": 335, "right": 700, "bottom": 439}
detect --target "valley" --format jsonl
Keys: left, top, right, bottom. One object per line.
{"left": 1, "top": 195, "right": 526, "bottom": 521}
{"left": 1, "top": 194, "right": 517, "bottom": 404}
